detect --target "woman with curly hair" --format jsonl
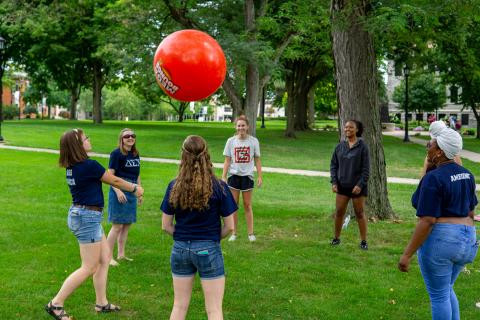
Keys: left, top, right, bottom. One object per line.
{"left": 161, "top": 135, "right": 236, "bottom": 320}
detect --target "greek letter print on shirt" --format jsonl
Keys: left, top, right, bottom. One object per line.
{"left": 125, "top": 159, "right": 140, "bottom": 168}
{"left": 66, "top": 169, "right": 76, "bottom": 186}
{"left": 234, "top": 146, "right": 250, "bottom": 163}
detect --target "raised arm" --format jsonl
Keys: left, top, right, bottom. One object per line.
{"left": 101, "top": 170, "right": 143, "bottom": 198}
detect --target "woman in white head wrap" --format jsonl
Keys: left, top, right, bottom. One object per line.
{"left": 421, "top": 121, "right": 462, "bottom": 177}
{"left": 399, "top": 121, "right": 478, "bottom": 320}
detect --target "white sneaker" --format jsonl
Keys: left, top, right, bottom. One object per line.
{"left": 109, "top": 259, "right": 119, "bottom": 267}
{"left": 228, "top": 234, "right": 237, "bottom": 242}
{"left": 476, "top": 301, "right": 480, "bottom": 308}
{"left": 248, "top": 234, "right": 256, "bottom": 242}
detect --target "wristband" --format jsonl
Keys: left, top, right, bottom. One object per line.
{"left": 132, "top": 184, "right": 137, "bottom": 193}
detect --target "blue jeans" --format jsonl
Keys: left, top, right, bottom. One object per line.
{"left": 418, "top": 223, "right": 478, "bottom": 320}
{"left": 170, "top": 240, "right": 225, "bottom": 280}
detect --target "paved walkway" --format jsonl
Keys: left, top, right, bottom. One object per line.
{"left": 384, "top": 130, "right": 480, "bottom": 163}
{"left": 0, "top": 143, "right": 467, "bottom": 188}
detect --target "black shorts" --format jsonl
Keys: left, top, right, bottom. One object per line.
{"left": 337, "top": 184, "right": 368, "bottom": 198}
{"left": 227, "top": 175, "right": 254, "bottom": 191}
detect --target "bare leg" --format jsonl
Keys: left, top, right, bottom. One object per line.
{"left": 117, "top": 224, "right": 132, "bottom": 258}
{"left": 352, "top": 196, "right": 367, "bottom": 241}
{"left": 201, "top": 277, "right": 225, "bottom": 320}
{"left": 229, "top": 189, "right": 240, "bottom": 235}
{"left": 242, "top": 191, "right": 254, "bottom": 235}
{"left": 334, "top": 194, "right": 350, "bottom": 239}
{"left": 170, "top": 276, "right": 195, "bottom": 320}
{"left": 93, "top": 235, "right": 112, "bottom": 306}
{"left": 50, "top": 241, "right": 101, "bottom": 317}
{"left": 106, "top": 224, "right": 122, "bottom": 261}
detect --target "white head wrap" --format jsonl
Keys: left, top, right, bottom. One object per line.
{"left": 429, "top": 121, "right": 462, "bottom": 159}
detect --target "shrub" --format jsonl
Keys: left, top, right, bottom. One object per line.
{"left": 24, "top": 105, "right": 38, "bottom": 114}
{"left": 58, "top": 110, "right": 70, "bottom": 119}
{"left": 462, "top": 128, "right": 475, "bottom": 136}
{"left": 2, "top": 105, "right": 19, "bottom": 120}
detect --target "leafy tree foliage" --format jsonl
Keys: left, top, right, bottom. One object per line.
{"left": 392, "top": 72, "right": 446, "bottom": 113}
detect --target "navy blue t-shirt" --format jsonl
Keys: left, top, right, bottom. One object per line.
{"left": 67, "top": 159, "right": 106, "bottom": 207}
{"left": 161, "top": 179, "right": 238, "bottom": 241}
{"left": 108, "top": 148, "right": 140, "bottom": 182}
{"left": 412, "top": 163, "right": 477, "bottom": 218}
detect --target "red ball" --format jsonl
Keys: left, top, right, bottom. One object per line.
{"left": 153, "top": 30, "right": 227, "bottom": 102}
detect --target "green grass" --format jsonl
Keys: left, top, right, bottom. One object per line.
{"left": 2, "top": 119, "right": 480, "bottom": 178}
{"left": 1, "top": 148, "right": 480, "bottom": 319}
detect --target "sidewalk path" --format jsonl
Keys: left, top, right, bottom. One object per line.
{"left": 0, "top": 144, "right": 478, "bottom": 189}
{"left": 383, "top": 130, "right": 480, "bottom": 163}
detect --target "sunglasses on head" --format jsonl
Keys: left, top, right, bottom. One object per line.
{"left": 122, "top": 134, "right": 136, "bottom": 139}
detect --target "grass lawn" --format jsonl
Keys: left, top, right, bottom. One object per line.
{"left": 2, "top": 119, "right": 480, "bottom": 179}
{"left": 1, "top": 147, "right": 480, "bottom": 319}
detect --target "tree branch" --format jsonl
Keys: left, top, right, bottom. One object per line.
{"left": 163, "top": 0, "right": 198, "bottom": 29}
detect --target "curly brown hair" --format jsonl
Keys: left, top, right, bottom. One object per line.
{"left": 169, "top": 135, "right": 219, "bottom": 211}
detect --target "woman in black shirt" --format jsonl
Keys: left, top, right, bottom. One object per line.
{"left": 330, "top": 120, "right": 370, "bottom": 250}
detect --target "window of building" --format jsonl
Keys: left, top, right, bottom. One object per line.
{"left": 450, "top": 86, "right": 458, "bottom": 103}
{"left": 394, "top": 63, "right": 403, "bottom": 77}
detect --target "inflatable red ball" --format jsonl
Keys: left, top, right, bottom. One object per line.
{"left": 153, "top": 30, "right": 227, "bottom": 102}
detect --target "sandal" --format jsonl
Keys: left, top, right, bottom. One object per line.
{"left": 45, "top": 301, "right": 71, "bottom": 320}
{"left": 95, "top": 303, "right": 121, "bottom": 313}
{"left": 117, "top": 256, "right": 133, "bottom": 262}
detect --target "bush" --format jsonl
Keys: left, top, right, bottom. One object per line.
{"left": 58, "top": 110, "right": 70, "bottom": 119}
{"left": 24, "top": 105, "right": 38, "bottom": 114}
{"left": 462, "top": 128, "right": 475, "bottom": 136}
{"left": 2, "top": 105, "right": 19, "bottom": 120}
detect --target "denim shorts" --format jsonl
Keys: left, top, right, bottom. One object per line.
{"left": 67, "top": 206, "right": 104, "bottom": 244}
{"left": 170, "top": 240, "right": 225, "bottom": 280}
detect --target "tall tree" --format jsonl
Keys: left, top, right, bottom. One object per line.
{"left": 393, "top": 72, "right": 446, "bottom": 114}
{"left": 431, "top": 2, "right": 480, "bottom": 138}
{"left": 163, "top": 0, "right": 295, "bottom": 136}
{"left": 281, "top": 0, "right": 333, "bottom": 137}
{"left": 331, "top": 0, "right": 395, "bottom": 219}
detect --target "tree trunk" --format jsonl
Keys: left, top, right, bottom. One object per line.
{"left": 470, "top": 103, "right": 480, "bottom": 139}
{"left": 244, "top": 0, "right": 260, "bottom": 136}
{"left": 294, "top": 80, "right": 310, "bottom": 131}
{"left": 69, "top": 86, "right": 80, "bottom": 120}
{"left": 92, "top": 60, "right": 104, "bottom": 124}
{"left": 308, "top": 87, "right": 316, "bottom": 128}
{"left": 178, "top": 102, "right": 189, "bottom": 122}
{"left": 331, "top": 0, "right": 395, "bottom": 219}
{"left": 285, "top": 63, "right": 296, "bottom": 138}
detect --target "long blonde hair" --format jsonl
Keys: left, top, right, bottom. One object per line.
{"left": 169, "top": 135, "right": 219, "bottom": 211}
{"left": 118, "top": 128, "right": 139, "bottom": 156}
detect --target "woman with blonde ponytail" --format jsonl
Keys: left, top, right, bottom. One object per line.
{"left": 161, "top": 135, "right": 236, "bottom": 320}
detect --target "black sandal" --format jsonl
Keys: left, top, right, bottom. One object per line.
{"left": 95, "top": 303, "right": 121, "bottom": 313}
{"left": 45, "top": 301, "right": 71, "bottom": 320}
